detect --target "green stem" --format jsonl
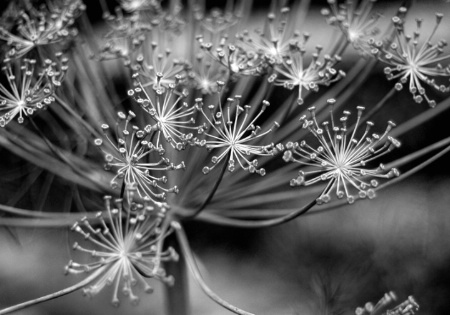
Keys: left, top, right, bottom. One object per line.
{"left": 172, "top": 221, "right": 254, "bottom": 315}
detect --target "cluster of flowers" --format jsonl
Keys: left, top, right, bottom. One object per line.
{"left": 1, "top": 0, "right": 450, "bottom": 313}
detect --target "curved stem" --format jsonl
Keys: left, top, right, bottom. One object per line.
{"left": 377, "top": 144, "right": 450, "bottom": 191}
{"left": 171, "top": 221, "right": 254, "bottom": 315}
{"left": 358, "top": 87, "right": 396, "bottom": 126}
{"left": 0, "top": 273, "right": 97, "bottom": 315}
{"left": 196, "top": 187, "right": 322, "bottom": 228}
{"left": 185, "top": 153, "right": 230, "bottom": 219}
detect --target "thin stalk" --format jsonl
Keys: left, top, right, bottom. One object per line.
{"left": 164, "top": 234, "right": 190, "bottom": 315}
{"left": 357, "top": 86, "right": 396, "bottom": 126}
{"left": 0, "top": 272, "right": 98, "bottom": 315}
{"left": 377, "top": 145, "right": 450, "bottom": 191}
{"left": 195, "top": 186, "right": 322, "bottom": 228}
{"left": 185, "top": 153, "right": 230, "bottom": 219}
{"left": 172, "top": 221, "right": 254, "bottom": 315}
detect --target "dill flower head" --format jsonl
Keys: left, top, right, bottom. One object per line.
{"left": 371, "top": 9, "right": 450, "bottom": 107}
{"left": 355, "top": 292, "right": 419, "bottom": 315}
{"left": 282, "top": 100, "right": 400, "bottom": 204}
{"left": 238, "top": 6, "right": 298, "bottom": 65}
{"left": 94, "top": 111, "right": 184, "bottom": 201}
{"left": 0, "top": 55, "right": 67, "bottom": 127}
{"left": 133, "top": 45, "right": 187, "bottom": 91}
{"left": 99, "top": 9, "right": 151, "bottom": 62}
{"left": 197, "top": 7, "right": 240, "bottom": 36}
{"left": 195, "top": 86, "right": 279, "bottom": 176}
{"left": 128, "top": 81, "right": 198, "bottom": 150}
{"left": 0, "top": 0, "right": 85, "bottom": 58}
{"left": 65, "top": 191, "right": 178, "bottom": 306}
{"left": 197, "top": 36, "right": 264, "bottom": 77}
{"left": 187, "top": 52, "right": 227, "bottom": 94}
{"left": 270, "top": 42, "right": 345, "bottom": 105}
{"left": 322, "top": 0, "right": 380, "bottom": 55}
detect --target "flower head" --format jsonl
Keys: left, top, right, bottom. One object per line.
{"left": 198, "top": 36, "right": 264, "bottom": 77}
{"left": 355, "top": 292, "right": 419, "bottom": 315}
{"left": 99, "top": 9, "right": 151, "bottom": 62}
{"left": 187, "top": 52, "right": 227, "bottom": 94}
{"left": 0, "top": 56, "right": 67, "bottom": 126}
{"left": 322, "top": 0, "right": 380, "bottom": 55}
{"left": 95, "top": 111, "right": 184, "bottom": 201}
{"left": 0, "top": 1, "right": 85, "bottom": 58}
{"left": 195, "top": 85, "right": 279, "bottom": 175}
{"left": 128, "top": 82, "right": 198, "bottom": 150}
{"left": 238, "top": 6, "right": 299, "bottom": 65}
{"left": 282, "top": 100, "right": 400, "bottom": 204}
{"left": 66, "top": 191, "right": 178, "bottom": 306}
{"left": 133, "top": 46, "right": 187, "bottom": 91}
{"left": 371, "top": 10, "right": 450, "bottom": 107}
{"left": 197, "top": 7, "right": 240, "bottom": 36}
{"left": 270, "top": 43, "right": 344, "bottom": 105}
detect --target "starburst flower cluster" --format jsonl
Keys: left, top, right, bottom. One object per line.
{"left": 195, "top": 85, "right": 278, "bottom": 176}
{"left": 94, "top": 111, "right": 184, "bottom": 202}
{"left": 0, "top": 0, "right": 85, "bottom": 58}
{"left": 99, "top": 8, "right": 152, "bottom": 62}
{"left": 322, "top": 0, "right": 381, "bottom": 55}
{"left": 196, "top": 7, "right": 241, "bottom": 37}
{"left": 66, "top": 190, "right": 177, "bottom": 306}
{"left": 128, "top": 80, "right": 198, "bottom": 150}
{"left": 271, "top": 43, "right": 345, "bottom": 105}
{"left": 132, "top": 46, "right": 187, "bottom": 91}
{"left": 355, "top": 292, "right": 419, "bottom": 315}
{"left": 238, "top": 6, "right": 298, "bottom": 65}
{"left": 282, "top": 100, "right": 400, "bottom": 204}
{"left": 0, "top": 55, "right": 67, "bottom": 126}
{"left": 371, "top": 9, "right": 450, "bottom": 107}
{"left": 198, "top": 37, "right": 265, "bottom": 78}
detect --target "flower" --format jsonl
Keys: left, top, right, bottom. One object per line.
{"left": 133, "top": 48, "right": 187, "bottom": 91}
{"left": 371, "top": 10, "right": 450, "bottom": 107}
{"left": 197, "top": 7, "right": 240, "bottom": 36}
{"left": 238, "top": 6, "right": 299, "bottom": 65}
{"left": 355, "top": 292, "right": 419, "bottom": 315}
{"left": 0, "top": 1, "right": 85, "bottom": 58}
{"left": 282, "top": 100, "right": 400, "bottom": 204}
{"left": 99, "top": 10, "right": 151, "bottom": 62}
{"left": 322, "top": 0, "right": 381, "bottom": 55}
{"left": 128, "top": 82, "right": 198, "bottom": 150}
{"left": 270, "top": 44, "right": 344, "bottom": 105}
{"left": 195, "top": 85, "right": 279, "bottom": 176}
{"left": 0, "top": 56, "right": 67, "bottom": 126}
{"left": 65, "top": 191, "right": 178, "bottom": 306}
{"left": 187, "top": 52, "right": 227, "bottom": 94}
{"left": 197, "top": 36, "right": 264, "bottom": 77}
{"left": 94, "top": 111, "right": 184, "bottom": 201}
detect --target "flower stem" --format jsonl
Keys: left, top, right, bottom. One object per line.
{"left": 0, "top": 273, "right": 97, "bottom": 315}
{"left": 172, "top": 221, "right": 254, "bottom": 315}
{"left": 185, "top": 153, "right": 230, "bottom": 219}
{"left": 196, "top": 195, "right": 318, "bottom": 228}
{"left": 164, "top": 234, "right": 190, "bottom": 315}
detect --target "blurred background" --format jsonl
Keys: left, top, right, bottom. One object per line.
{"left": 1, "top": 0, "right": 450, "bottom": 314}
